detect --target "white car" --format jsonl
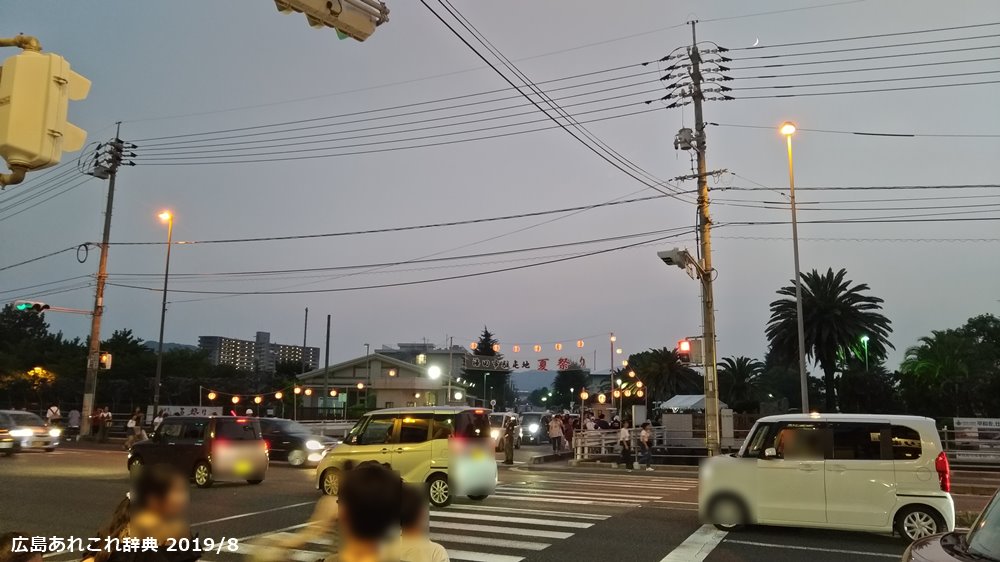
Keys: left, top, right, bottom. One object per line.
{"left": 699, "top": 413, "right": 955, "bottom": 542}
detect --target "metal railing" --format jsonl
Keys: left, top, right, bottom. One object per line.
{"left": 573, "top": 427, "right": 749, "bottom": 464}
{"left": 939, "top": 428, "right": 1000, "bottom": 466}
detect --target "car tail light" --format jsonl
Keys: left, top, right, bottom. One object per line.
{"left": 935, "top": 451, "right": 951, "bottom": 492}
{"left": 263, "top": 439, "right": 270, "bottom": 452}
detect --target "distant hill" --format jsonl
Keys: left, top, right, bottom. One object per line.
{"left": 510, "top": 370, "right": 555, "bottom": 391}
{"left": 142, "top": 341, "right": 199, "bottom": 352}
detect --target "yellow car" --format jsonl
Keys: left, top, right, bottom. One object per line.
{"left": 316, "top": 406, "right": 496, "bottom": 507}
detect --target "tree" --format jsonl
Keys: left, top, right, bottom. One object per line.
{"left": 717, "top": 356, "right": 763, "bottom": 413}
{"left": 837, "top": 358, "right": 903, "bottom": 414}
{"left": 527, "top": 387, "right": 550, "bottom": 407}
{"left": 551, "top": 363, "right": 588, "bottom": 411}
{"left": 766, "top": 267, "right": 892, "bottom": 412}
{"left": 626, "top": 347, "right": 702, "bottom": 403}
{"left": 464, "top": 326, "right": 512, "bottom": 409}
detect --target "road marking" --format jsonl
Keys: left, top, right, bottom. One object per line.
{"left": 724, "top": 539, "right": 899, "bottom": 558}
{"left": 445, "top": 504, "right": 609, "bottom": 520}
{"left": 494, "top": 489, "right": 651, "bottom": 503}
{"left": 660, "top": 524, "right": 727, "bottom": 561}
{"left": 653, "top": 500, "right": 699, "bottom": 506}
{"left": 497, "top": 485, "right": 659, "bottom": 500}
{"left": 431, "top": 521, "right": 574, "bottom": 539}
{"left": 523, "top": 478, "right": 696, "bottom": 490}
{"left": 448, "top": 550, "right": 524, "bottom": 562}
{"left": 431, "top": 510, "right": 594, "bottom": 528}
{"left": 428, "top": 532, "right": 550, "bottom": 550}
{"left": 192, "top": 501, "right": 315, "bottom": 527}
{"left": 489, "top": 493, "right": 640, "bottom": 507}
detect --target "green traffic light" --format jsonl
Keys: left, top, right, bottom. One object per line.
{"left": 15, "top": 303, "right": 30, "bottom": 311}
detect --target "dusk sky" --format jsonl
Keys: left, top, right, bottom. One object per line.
{"left": 3, "top": 0, "right": 998, "bottom": 376}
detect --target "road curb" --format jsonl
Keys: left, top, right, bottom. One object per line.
{"left": 529, "top": 451, "right": 573, "bottom": 464}
{"left": 952, "top": 483, "right": 999, "bottom": 496}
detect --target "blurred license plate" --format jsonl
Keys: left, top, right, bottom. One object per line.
{"left": 234, "top": 460, "right": 252, "bottom": 474}
{"left": 32, "top": 440, "right": 45, "bottom": 447}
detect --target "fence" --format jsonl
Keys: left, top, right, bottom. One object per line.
{"left": 572, "top": 427, "right": 750, "bottom": 464}
{"left": 939, "top": 428, "right": 1000, "bottom": 467}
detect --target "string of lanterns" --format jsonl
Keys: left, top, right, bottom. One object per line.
{"left": 470, "top": 339, "right": 589, "bottom": 353}
{"left": 200, "top": 381, "right": 368, "bottom": 404}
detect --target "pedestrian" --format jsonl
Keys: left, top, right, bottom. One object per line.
{"left": 502, "top": 416, "right": 516, "bottom": 465}
{"left": 547, "top": 415, "right": 564, "bottom": 453}
{"left": 67, "top": 407, "right": 81, "bottom": 441}
{"left": 595, "top": 413, "right": 610, "bottom": 430}
{"left": 563, "top": 414, "right": 574, "bottom": 452}
{"left": 124, "top": 410, "right": 143, "bottom": 450}
{"left": 610, "top": 415, "right": 621, "bottom": 430}
{"left": 584, "top": 415, "right": 595, "bottom": 431}
{"left": 97, "top": 407, "right": 111, "bottom": 443}
{"left": 45, "top": 402, "right": 61, "bottom": 426}
{"left": 618, "top": 419, "right": 633, "bottom": 471}
{"left": 0, "top": 531, "right": 42, "bottom": 562}
{"left": 152, "top": 410, "right": 164, "bottom": 430}
{"left": 88, "top": 463, "right": 196, "bottom": 562}
{"left": 393, "top": 483, "right": 449, "bottom": 562}
{"left": 639, "top": 421, "right": 654, "bottom": 471}
{"left": 335, "top": 461, "right": 403, "bottom": 562}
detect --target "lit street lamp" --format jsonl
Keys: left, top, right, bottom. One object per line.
{"left": 861, "top": 335, "right": 870, "bottom": 371}
{"left": 152, "top": 210, "right": 173, "bottom": 416}
{"left": 780, "top": 122, "right": 809, "bottom": 413}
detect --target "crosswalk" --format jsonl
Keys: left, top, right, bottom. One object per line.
{"left": 234, "top": 472, "right": 699, "bottom": 562}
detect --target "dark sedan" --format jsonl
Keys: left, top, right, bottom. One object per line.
{"left": 903, "top": 490, "right": 1000, "bottom": 561}
{"left": 258, "top": 418, "right": 337, "bottom": 467}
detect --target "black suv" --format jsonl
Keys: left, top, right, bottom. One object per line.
{"left": 127, "top": 416, "right": 268, "bottom": 488}
{"left": 257, "top": 418, "right": 336, "bottom": 467}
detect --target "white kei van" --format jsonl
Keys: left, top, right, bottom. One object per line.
{"left": 699, "top": 414, "right": 955, "bottom": 542}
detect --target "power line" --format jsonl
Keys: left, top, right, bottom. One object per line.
{"left": 0, "top": 275, "right": 93, "bottom": 298}
{"left": 730, "top": 69, "right": 1000, "bottom": 91}
{"left": 0, "top": 177, "right": 93, "bottom": 221}
{"left": 0, "top": 246, "right": 79, "bottom": 273}
{"left": 730, "top": 20, "right": 1000, "bottom": 50}
{"left": 731, "top": 44, "right": 1000, "bottom": 70}
{"left": 711, "top": 122, "right": 1000, "bottom": 138}
{"left": 735, "top": 79, "right": 1000, "bottom": 99}
{"left": 718, "top": 235, "right": 1000, "bottom": 243}
{"left": 733, "top": 33, "right": 1000, "bottom": 60}
{"left": 729, "top": 56, "right": 1000, "bottom": 81}
{"left": 721, "top": 184, "right": 1000, "bottom": 192}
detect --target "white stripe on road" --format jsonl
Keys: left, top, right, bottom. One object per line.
{"left": 428, "top": 532, "right": 550, "bottom": 551}
{"left": 653, "top": 500, "right": 698, "bottom": 506}
{"left": 494, "top": 489, "right": 650, "bottom": 503}
{"left": 192, "top": 501, "right": 315, "bottom": 527}
{"left": 444, "top": 504, "right": 609, "bottom": 520}
{"left": 448, "top": 550, "right": 524, "bottom": 562}
{"left": 431, "top": 521, "right": 573, "bottom": 539}
{"left": 523, "top": 478, "right": 696, "bottom": 490}
{"left": 497, "top": 485, "right": 659, "bottom": 500}
{"left": 431, "top": 510, "right": 594, "bottom": 529}
{"left": 660, "top": 524, "right": 727, "bottom": 561}
{"left": 723, "top": 539, "right": 898, "bottom": 558}
{"left": 489, "top": 493, "right": 640, "bottom": 507}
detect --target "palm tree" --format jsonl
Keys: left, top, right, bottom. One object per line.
{"left": 717, "top": 356, "right": 763, "bottom": 413}
{"left": 900, "top": 331, "right": 974, "bottom": 417}
{"left": 627, "top": 347, "right": 702, "bottom": 402}
{"left": 766, "top": 267, "right": 892, "bottom": 412}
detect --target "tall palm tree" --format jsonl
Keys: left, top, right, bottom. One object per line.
{"left": 627, "top": 347, "right": 702, "bottom": 402}
{"left": 717, "top": 356, "right": 763, "bottom": 413}
{"left": 766, "top": 267, "right": 892, "bottom": 412}
{"left": 900, "top": 331, "right": 974, "bottom": 417}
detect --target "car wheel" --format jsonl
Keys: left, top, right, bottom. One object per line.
{"left": 896, "top": 505, "right": 945, "bottom": 542}
{"left": 44, "top": 447, "right": 55, "bottom": 452}
{"left": 427, "top": 474, "right": 452, "bottom": 507}
{"left": 708, "top": 494, "right": 748, "bottom": 531}
{"left": 467, "top": 494, "right": 488, "bottom": 501}
{"left": 128, "top": 456, "right": 143, "bottom": 478}
{"left": 287, "top": 449, "right": 307, "bottom": 467}
{"left": 320, "top": 468, "right": 340, "bottom": 496}
{"left": 193, "top": 462, "right": 214, "bottom": 488}
{"left": 2, "top": 450, "right": 12, "bottom": 457}
{"left": 246, "top": 478, "right": 264, "bottom": 485}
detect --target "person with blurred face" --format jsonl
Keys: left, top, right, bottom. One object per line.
{"left": 88, "top": 464, "right": 195, "bottom": 562}
{"left": 393, "top": 484, "right": 448, "bottom": 562}
{"left": 334, "top": 461, "right": 402, "bottom": 562}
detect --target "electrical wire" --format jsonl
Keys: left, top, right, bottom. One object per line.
{"left": 729, "top": 69, "right": 1000, "bottom": 91}
{"left": 734, "top": 79, "right": 1000, "bottom": 99}
{"left": 729, "top": 20, "right": 1000, "bottom": 50}
{"left": 0, "top": 177, "right": 94, "bottom": 222}
{"left": 711, "top": 122, "right": 1000, "bottom": 138}
{"left": 0, "top": 246, "right": 78, "bottom": 273}
{"left": 733, "top": 32, "right": 1000, "bottom": 60}
{"left": 717, "top": 235, "right": 1000, "bottom": 243}
{"left": 730, "top": 44, "right": 1000, "bottom": 70}
{"left": 721, "top": 184, "right": 1000, "bottom": 192}
{"left": 0, "top": 275, "right": 93, "bottom": 298}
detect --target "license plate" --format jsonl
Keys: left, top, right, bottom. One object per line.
{"left": 234, "top": 460, "right": 252, "bottom": 475}
{"left": 32, "top": 441, "right": 45, "bottom": 447}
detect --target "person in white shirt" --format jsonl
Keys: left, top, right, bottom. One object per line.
{"left": 45, "top": 403, "right": 61, "bottom": 425}
{"left": 618, "top": 420, "right": 633, "bottom": 472}
{"left": 639, "top": 421, "right": 654, "bottom": 471}
{"left": 394, "top": 484, "right": 449, "bottom": 562}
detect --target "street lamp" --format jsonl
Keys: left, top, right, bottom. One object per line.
{"left": 861, "top": 335, "right": 870, "bottom": 371}
{"left": 780, "top": 121, "right": 809, "bottom": 413}
{"left": 428, "top": 365, "right": 442, "bottom": 379}
{"left": 152, "top": 210, "right": 173, "bottom": 415}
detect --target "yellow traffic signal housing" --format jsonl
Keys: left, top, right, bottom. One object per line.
{"left": 98, "top": 351, "right": 112, "bottom": 370}
{"left": 274, "top": 0, "right": 388, "bottom": 41}
{"left": 0, "top": 50, "right": 91, "bottom": 172}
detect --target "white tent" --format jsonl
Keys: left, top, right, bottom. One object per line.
{"left": 657, "top": 394, "right": 728, "bottom": 412}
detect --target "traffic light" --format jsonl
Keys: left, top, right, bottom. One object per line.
{"left": 273, "top": 0, "right": 389, "bottom": 41}
{"left": 0, "top": 49, "right": 91, "bottom": 180}
{"left": 677, "top": 339, "right": 692, "bottom": 364}
{"left": 98, "top": 352, "right": 112, "bottom": 370}
{"left": 14, "top": 300, "right": 50, "bottom": 313}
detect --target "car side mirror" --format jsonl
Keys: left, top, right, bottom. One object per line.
{"left": 763, "top": 447, "right": 778, "bottom": 459}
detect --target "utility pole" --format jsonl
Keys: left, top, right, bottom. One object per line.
{"left": 447, "top": 335, "right": 454, "bottom": 404}
{"left": 80, "top": 123, "right": 134, "bottom": 436}
{"left": 323, "top": 314, "right": 330, "bottom": 429}
{"left": 688, "top": 21, "right": 721, "bottom": 457}
{"left": 301, "top": 307, "right": 309, "bottom": 373}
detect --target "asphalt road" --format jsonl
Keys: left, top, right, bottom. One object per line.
{"left": 1, "top": 444, "right": 992, "bottom": 562}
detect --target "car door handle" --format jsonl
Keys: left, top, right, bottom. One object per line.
{"left": 828, "top": 464, "right": 848, "bottom": 473}
{"left": 395, "top": 448, "right": 404, "bottom": 453}
{"left": 798, "top": 463, "right": 819, "bottom": 472}
{"left": 380, "top": 448, "right": 389, "bottom": 454}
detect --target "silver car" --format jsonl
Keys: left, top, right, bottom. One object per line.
{"left": 0, "top": 410, "right": 60, "bottom": 451}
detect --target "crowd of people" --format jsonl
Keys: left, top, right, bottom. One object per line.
{"left": 0, "top": 461, "right": 449, "bottom": 562}
{"left": 544, "top": 411, "right": 657, "bottom": 472}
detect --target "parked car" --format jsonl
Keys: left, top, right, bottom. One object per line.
{"left": 903, "top": 489, "right": 1000, "bottom": 561}
{"left": 316, "top": 406, "right": 496, "bottom": 507}
{"left": 488, "top": 412, "right": 521, "bottom": 451}
{"left": 258, "top": 417, "right": 337, "bottom": 467}
{"left": 0, "top": 427, "right": 16, "bottom": 456}
{"left": 700, "top": 413, "right": 955, "bottom": 542}
{"left": 519, "top": 412, "right": 551, "bottom": 445}
{"left": 127, "top": 415, "right": 268, "bottom": 488}
{"left": 0, "top": 410, "right": 60, "bottom": 452}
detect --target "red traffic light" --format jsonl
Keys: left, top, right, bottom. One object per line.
{"left": 678, "top": 340, "right": 691, "bottom": 352}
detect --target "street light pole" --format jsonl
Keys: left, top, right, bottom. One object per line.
{"left": 152, "top": 211, "right": 174, "bottom": 415}
{"left": 781, "top": 122, "right": 810, "bottom": 413}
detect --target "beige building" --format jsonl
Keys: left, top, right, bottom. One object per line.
{"left": 296, "top": 351, "right": 470, "bottom": 416}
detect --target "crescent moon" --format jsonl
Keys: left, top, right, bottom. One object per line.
{"left": 752, "top": 37, "right": 760, "bottom": 47}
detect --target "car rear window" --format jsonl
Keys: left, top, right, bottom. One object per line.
{"left": 215, "top": 418, "right": 260, "bottom": 440}
{"left": 892, "top": 425, "right": 922, "bottom": 460}
{"left": 455, "top": 411, "right": 491, "bottom": 439}
{"left": 831, "top": 423, "right": 883, "bottom": 460}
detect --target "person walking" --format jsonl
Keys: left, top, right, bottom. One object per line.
{"left": 618, "top": 420, "right": 633, "bottom": 471}
{"left": 152, "top": 410, "right": 164, "bottom": 430}
{"left": 67, "top": 408, "right": 81, "bottom": 441}
{"left": 610, "top": 415, "right": 621, "bottom": 430}
{"left": 97, "top": 407, "right": 111, "bottom": 443}
{"left": 124, "top": 410, "right": 143, "bottom": 449}
{"left": 563, "top": 414, "right": 575, "bottom": 452}
{"left": 639, "top": 421, "right": 654, "bottom": 471}
{"left": 547, "top": 415, "right": 564, "bottom": 453}
{"left": 45, "top": 403, "right": 61, "bottom": 426}
{"left": 502, "top": 416, "right": 516, "bottom": 465}
{"left": 595, "top": 413, "right": 610, "bottom": 430}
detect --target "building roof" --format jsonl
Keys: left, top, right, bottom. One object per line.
{"left": 658, "top": 394, "right": 729, "bottom": 411}
{"left": 297, "top": 352, "right": 419, "bottom": 381}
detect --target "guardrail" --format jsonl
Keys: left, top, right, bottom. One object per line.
{"left": 940, "top": 429, "right": 1000, "bottom": 467}
{"left": 572, "top": 427, "right": 749, "bottom": 464}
